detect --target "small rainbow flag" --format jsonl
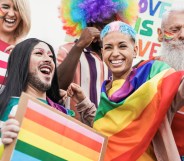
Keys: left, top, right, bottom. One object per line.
{"left": 163, "top": 30, "right": 175, "bottom": 41}
{"left": 93, "top": 60, "right": 184, "bottom": 161}
{"left": 2, "top": 93, "right": 107, "bottom": 161}
{"left": 0, "top": 8, "right": 5, "bottom": 18}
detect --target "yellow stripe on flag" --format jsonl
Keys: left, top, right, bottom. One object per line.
{"left": 94, "top": 70, "right": 168, "bottom": 136}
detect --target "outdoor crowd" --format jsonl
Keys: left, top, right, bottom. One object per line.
{"left": 0, "top": 0, "right": 184, "bottom": 160}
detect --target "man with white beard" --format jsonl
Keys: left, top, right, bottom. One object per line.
{"left": 157, "top": 3, "right": 184, "bottom": 161}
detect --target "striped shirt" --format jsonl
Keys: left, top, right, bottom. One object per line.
{"left": 57, "top": 42, "right": 111, "bottom": 119}
{"left": 0, "top": 40, "right": 10, "bottom": 93}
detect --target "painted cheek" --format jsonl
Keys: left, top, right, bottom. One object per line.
{"left": 163, "top": 31, "right": 175, "bottom": 41}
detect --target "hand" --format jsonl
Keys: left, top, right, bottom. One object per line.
{"left": 1, "top": 115, "right": 20, "bottom": 145}
{"left": 76, "top": 27, "right": 100, "bottom": 48}
{"left": 59, "top": 89, "right": 68, "bottom": 105}
{"left": 4, "top": 45, "right": 15, "bottom": 53}
{"left": 67, "top": 83, "right": 86, "bottom": 104}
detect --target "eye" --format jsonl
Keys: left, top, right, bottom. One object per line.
{"left": 119, "top": 44, "right": 127, "bottom": 49}
{"left": 49, "top": 54, "right": 54, "bottom": 59}
{"left": 170, "top": 27, "right": 180, "bottom": 33}
{"left": 35, "top": 52, "right": 43, "bottom": 56}
{"left": 104, "top": 45, "right": 112, "bottom": 50}
{"left": 1, "top": 5, "right": 9, "bottom": 10}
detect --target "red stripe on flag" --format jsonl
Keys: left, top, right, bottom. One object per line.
{"left": 104, "top": 72, "right": 184, "bottom": 161}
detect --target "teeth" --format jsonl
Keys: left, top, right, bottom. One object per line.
{"left": 40, "top": 68, "right": 50, "bottom": 74}
{"left": 5, "top": 18, "right": 16, "bottom": 23}
{"left": 111, "top": 60, "right": 123, "bottom": 64}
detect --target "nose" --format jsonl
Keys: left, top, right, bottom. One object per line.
{"left": 7, "top": 8, "right": 15, "bottom": 17}
{"left": 43, "top": 54, "right": 53, "bottom": 63}
{"left": 112, "top": 47, "right": 120, "bottom": 57}
{"left": 178, "top": 28, "right": 184, "bottom": 40}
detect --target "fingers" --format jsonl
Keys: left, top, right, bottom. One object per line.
{"left": 4, "top": 45, "right": 15, "bottom": 53}
{"left": 1, "top": 118, "right": 20, "bottom": 145}
{"left": 59, "top": 89, "right": 67, "bottom": 97}
{"left": 71, "top": 83, "right": 81, "bottom": 92}
{"left": 67, "top": 84, "right": 74, "bottom": 97}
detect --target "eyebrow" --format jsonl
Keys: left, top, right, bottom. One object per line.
{"left": 104, "top": 41, "right": 127, "bottom": 45}
{"left": 33, "top": 48, "right": 52, "bottom": 54}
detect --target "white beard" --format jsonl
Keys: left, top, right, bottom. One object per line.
{"left": 160, "top": 40, "right": 184, "bottom": 71}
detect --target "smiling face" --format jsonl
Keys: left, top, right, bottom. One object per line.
{"left": 0, "top": 0, "right": 21, "bottom": 36}
{"left": 102, "top": 31, "right": 137, "bottom": 80}
{"left": 28, "top": 42, "right": 55, "bottom": 92}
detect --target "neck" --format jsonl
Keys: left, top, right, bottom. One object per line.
{"left": 0, "top": 31, "right": 17, "bottom": 45}
{"left": 113, "top": 68, "right": 132, "bottom": 81}
{"left": 25, "top": 84, "right": 47, "bottom": 100}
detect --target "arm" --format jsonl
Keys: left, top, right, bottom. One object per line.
{"left": 67, "top": 83, "right": 96, "bottom": 127}
{"left": 57, "top": 27, "right": 100, "bottom": 90}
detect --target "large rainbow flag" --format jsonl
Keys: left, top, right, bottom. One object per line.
{"left": 93, "top": 60, "right": 184, "bottom": 161}
{"left": 2, "top": 93, "right": 107, "bottom": 161}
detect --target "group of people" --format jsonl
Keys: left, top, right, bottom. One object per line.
{"left": 0, "top": 0, "right": 184, "bottom": 161}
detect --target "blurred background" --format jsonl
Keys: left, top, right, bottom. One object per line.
{"left": 27, "top": 0, "right": 65, "bottom": 53}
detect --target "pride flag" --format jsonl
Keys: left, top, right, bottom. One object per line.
{"left": 93, "top": 60, "right": 184, "bottom": 161}
{"left": 0, "top": 8, "right": 5, "bottom": 18}
{"left": 163, "top": 30, "right": 175, "bottom": 41}
{"left": 2, "top": 93, "right": 107, "bottom": 161}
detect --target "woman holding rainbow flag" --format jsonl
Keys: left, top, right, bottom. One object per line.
{"left": 67, "top": 21, "right": 184, "bottom": 161}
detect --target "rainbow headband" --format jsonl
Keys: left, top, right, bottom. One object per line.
{"left": 100, "top": 21, "right": 136, "bottom": 40}
{"left": 60, "top": 0, "right": 139, "bottom": 36}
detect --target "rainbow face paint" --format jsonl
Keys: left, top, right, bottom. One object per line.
{"left": 0, "top": 8, "right": 5, "bottom": 18}
{"left": 163, "top": 30, "right": 175, "bottom": 41}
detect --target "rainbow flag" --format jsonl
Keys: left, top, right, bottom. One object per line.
{"left": 2, "top": 93, "right": 107, "bottom": 161}
{"left": 93, "top": 60, "right": 184, "bottom": 161}
{"left": 163, "top": 30, "right": 175, "bottom": 41}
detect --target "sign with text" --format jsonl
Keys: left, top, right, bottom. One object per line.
{"left": 135, "top": 0, "right": 175, "bottom": 59}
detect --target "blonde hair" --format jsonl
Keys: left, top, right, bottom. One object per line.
{"left": 12, "top": 0, "right": 31, "bottom": 39}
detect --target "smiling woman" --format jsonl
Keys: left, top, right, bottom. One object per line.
{"left": 0, "top": 0, "right": 31, "bottom": 93}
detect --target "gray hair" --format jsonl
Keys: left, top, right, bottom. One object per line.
{"left": 161, "top": 1, "right": 184, "bottom": 29}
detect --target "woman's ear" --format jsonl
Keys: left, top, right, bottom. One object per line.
{"left": 157, "top": 28, "right": 163, "bottom": 42}
{"left": 133, "top": 45, "right": 138, "bottom": 58}
{"left": 100, "top": 47, "right": 103, "bottom": 60}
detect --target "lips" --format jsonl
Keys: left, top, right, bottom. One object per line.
{"left": 39, "top": 65, "right": 53, "bottom": 75}
{"left": 110, "top": 60, "right": 123, "bottom": 64}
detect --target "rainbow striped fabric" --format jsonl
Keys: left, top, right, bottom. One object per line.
{"left": 0, "top": 8, "right": 4, "bottom": 18}
{"left": 3, "top": 93, "right": 107, "bottom": 161}
{"left": 93, "top": 60, "right": 184, "bottom": 161}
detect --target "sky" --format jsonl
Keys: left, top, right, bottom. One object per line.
{"left": 27, "top": 0, "right": 65, "bottom": 53}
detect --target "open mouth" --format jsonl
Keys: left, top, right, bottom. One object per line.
{"left": 4, "top": 18, "right": 16, "bottom": 25}
{"left": 110, "top": 60, "right": 123, "bottom": 65}
{"left": 39, "top": 65, "right": 52, "bottom": 75}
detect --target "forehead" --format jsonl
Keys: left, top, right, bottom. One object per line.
{"left": 165, "top": 11, "right": 184, "bottom": 28}
{"left": 0, "top": 0, "right": 13, "bottom": 4}
{"left": 33, "top": 42, "right": 51, "bottom": 51}
{"left": 103, "top": 31, "right": 132, "bottom": 44}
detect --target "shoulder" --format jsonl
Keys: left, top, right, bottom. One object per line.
{"left": 0, "top": 97, "right": 19, "bottom": 121}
